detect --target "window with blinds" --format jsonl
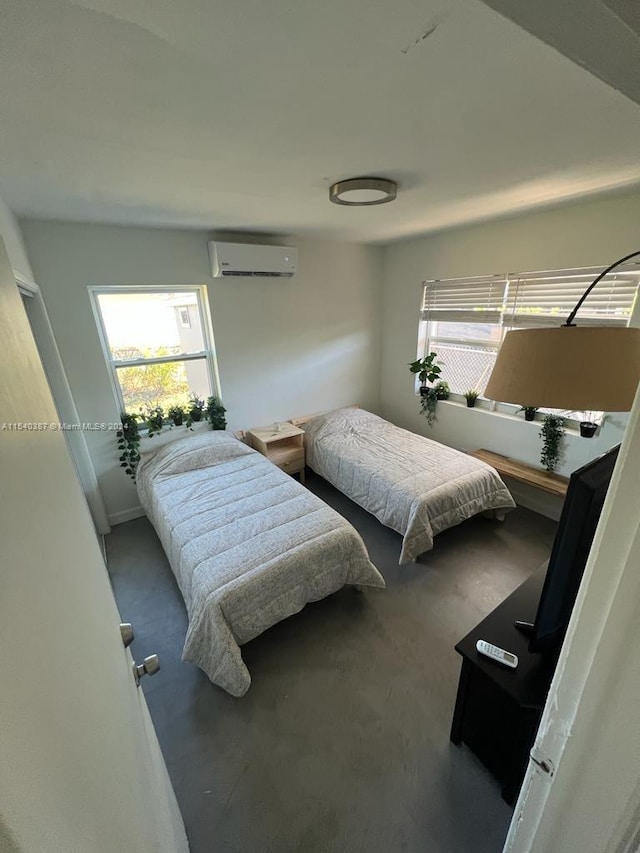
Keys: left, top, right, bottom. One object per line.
{"left": 418, "top": 264, "right": 640, "bottom": 404}
{"left": 504, "top": 268, "right": 638, "bottom": 328}
{"left": 420, "top": 276, "right": 508, "bottom": 324}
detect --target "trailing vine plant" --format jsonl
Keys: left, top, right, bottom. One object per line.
{"left": 409, "top": 352, "right": 444, "bottom": 427}
{"left": 540, "top": 414, "right": 566, "bottom": 472}
{"left": 419, "top": 388, "right": 438, "bottom": 426}
{"left": 117, "top": 413, "right": 141, "bottom": 482}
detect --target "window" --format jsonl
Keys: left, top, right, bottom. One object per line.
{"left": 418, "top": 265, "right": 640, "bottom": 419}
{"left": 419, "top": 275, "right": 508, "bottom": 396}
{"left": 91, "top": 287, "right": 219, "bottom": 414}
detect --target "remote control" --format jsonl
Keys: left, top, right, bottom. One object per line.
{"left": 476, "top": 639, "right": 518, "bottom": 669}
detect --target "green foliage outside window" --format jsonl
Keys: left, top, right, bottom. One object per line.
{"left": 115, "top": 347, "right": 190, "bottom": 411}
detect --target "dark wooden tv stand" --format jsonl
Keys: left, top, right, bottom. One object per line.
{"left": 450, "top": 565, "right": 557, "bottom": 805}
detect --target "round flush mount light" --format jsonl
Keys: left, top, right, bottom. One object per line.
{"left": 329, "top": 177, "right": 397, "bottom": 206}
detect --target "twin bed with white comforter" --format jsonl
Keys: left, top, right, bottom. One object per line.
{"left": 300, "top": 407, "right": 515, "bottom": 564}
{"left": 137, "top": 430, "right": 384, "bottom": 696}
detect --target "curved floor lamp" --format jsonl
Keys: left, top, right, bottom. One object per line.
{"left": 485, "top": 250, "right": 640, "bottom": 411}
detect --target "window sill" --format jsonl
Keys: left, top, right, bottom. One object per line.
{"left": 417, "top": 394, "right": 603, "bottom": 437}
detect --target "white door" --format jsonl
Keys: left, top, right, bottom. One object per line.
{"left": 0, "top": 237, "right": 189, "bottom": 853}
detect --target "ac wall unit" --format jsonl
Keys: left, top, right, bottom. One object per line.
{"left": 208, "top": 241, "right": 297, "bottom": 278}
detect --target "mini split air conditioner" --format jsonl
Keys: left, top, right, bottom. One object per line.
{"left": 208, "top": 241, "right": 298, "bottom": 278}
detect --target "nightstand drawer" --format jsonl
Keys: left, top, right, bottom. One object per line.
{"left": 278, "top": 453, "right": 304, "bottom": 474}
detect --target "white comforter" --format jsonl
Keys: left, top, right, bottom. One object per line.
{"left": 137, "top": 431, "right": 384, "bottom": 696}
{"left": 303, "top": 408, "right": 515, "bottom": 564}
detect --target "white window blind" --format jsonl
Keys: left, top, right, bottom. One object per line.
{"left": 421, "top": 265, "right": 639, "bottom": 328}
{"left": 504, "top": 267, "right": 639, "bottom": 328}
{"left": 421, "top": 276, "right": 508, "bottom": 324}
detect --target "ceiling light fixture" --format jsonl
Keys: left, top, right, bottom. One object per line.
{"left": 329, "top": 177, "right": 397, "bottom": 206}
{"left": 485, "top": 250, "right": 640, "bottom": 410}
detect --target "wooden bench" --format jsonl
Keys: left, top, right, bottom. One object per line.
{"left": 470, "top": 449, "right": 569, "bottom": 498}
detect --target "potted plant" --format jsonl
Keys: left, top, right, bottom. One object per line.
{"left": 168, "top": 405, "right": 185, "bottom": 427}
{"left": 517, "top": 406, "right": 539, "bottom": 422}
{"left": 116, "top": 412, "right": 141, "bottom": 482}
{"left": 419, "top": 387, "right": 439, "bottom": 427}
{"left": 186, "top": 395, "right": 205, "bottom": 426}
{"left": 409, "top": 353, "right": 444, "bottom": 426}
{"left": 579, "top": 412, "right": 598, "bottom": 438}
{"left": 540, "top": 414, "right": 565, "bottom": 472}
{"left": 205, "top": 396, "right": 227, "bottom": 430}
{"left": 145, "top": 406, "right": 165, "bottom": 437}
{"left": 409, "top": 352, "right": 443, "bottom": 396}
{"left": 434, "top": 380, "right": 450, "bottom": 400}
{"left": 464, "top": 390, "right": 479, "bottom": 408}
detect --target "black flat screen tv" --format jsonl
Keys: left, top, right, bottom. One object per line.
{"left": 526, "top": 444, "right": 620, "bottom": 655}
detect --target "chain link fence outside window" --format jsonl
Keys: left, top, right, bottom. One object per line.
{"left": 430, "top": 341, "right": 498, "bottom": 395}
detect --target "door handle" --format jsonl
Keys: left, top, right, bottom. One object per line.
{"left": 133, "top": 655, "right": 160, "bottom": 686}
{"left": 120, "top": 623, "right": 135, "bottom": 648}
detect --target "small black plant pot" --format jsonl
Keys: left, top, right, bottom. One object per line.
{"left": 190, "top": 410, "right": 203, "bottom": 422}
{"left": 171, "top": 416, "right": 184, "bottom": 426}
{"left": 466, "top": 399, "right": 477, "bottom": 408}
{"left": 580, "top": 421, "right": 598, "bottom": 438}
{"left": 524, "top": 410, "right": 536, "bottom": 422}
{"left": 419, "top": 386, "right": 430, "bottom": 397}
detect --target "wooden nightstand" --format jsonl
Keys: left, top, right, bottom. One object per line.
{"left": 246, "top": 423, "right": 306, "bottom": 483}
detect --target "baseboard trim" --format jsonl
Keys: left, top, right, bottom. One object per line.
{"left": 108, "top": 506, "right": 146, "bottom": 526}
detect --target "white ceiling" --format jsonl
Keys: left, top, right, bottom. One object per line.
{"left": 481, "top": 0, "right": 640, "bottom": 109}
{"left": 2, "top": 0, "right": 640, "bottom": 243}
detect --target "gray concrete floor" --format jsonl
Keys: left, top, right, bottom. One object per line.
{"left": 106, "top": 471, "right": 557, "bottom": 853}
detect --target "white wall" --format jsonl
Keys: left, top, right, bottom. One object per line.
{"left": 20, "top": 221, "right": 383, "bottom": 523}
{"left": 380, "top": 189, "right": 640, "bottom": 516}
{"left": 0, "top": 195, "right": 34, "bottom": 282}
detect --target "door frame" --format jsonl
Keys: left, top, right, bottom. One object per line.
{"left": 16, "top": 272, "right": 110, "bottom": 534}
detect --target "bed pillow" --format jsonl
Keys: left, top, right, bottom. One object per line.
{"left": 138, "top": 430, "right": 255, "bottom": 481}
{"left": 303, "top": 407, "right": 384, "bottom": 444}
{"left": 138, "top": 421, "right": 211, "bottom": 459}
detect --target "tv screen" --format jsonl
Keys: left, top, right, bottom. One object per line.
{"left": 529, "top": 444, "right": 620, "bottom": 654}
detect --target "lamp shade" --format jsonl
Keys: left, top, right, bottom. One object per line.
{"left": 484, "top": 326, "right": 640, "bottom": 410}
